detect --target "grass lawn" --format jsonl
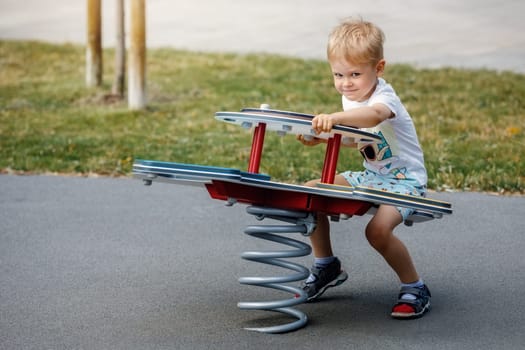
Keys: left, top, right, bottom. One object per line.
{"left": 0, "top": 40, "right": 523, "bottom": 193}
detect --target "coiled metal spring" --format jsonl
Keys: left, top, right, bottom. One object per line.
{"left": 238, "top": 206, "right": 315, "bottom": 333}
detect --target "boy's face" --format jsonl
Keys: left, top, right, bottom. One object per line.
{"left": 328, "top": 58, "right": 385, "bottom": 102}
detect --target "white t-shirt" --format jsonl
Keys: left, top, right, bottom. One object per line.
{"left": 342, "top": 78, "right": 427, "bottom": 186}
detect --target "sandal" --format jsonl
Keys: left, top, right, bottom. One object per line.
{"left": 391, "top": 284, "right": 431, "bottom": 319}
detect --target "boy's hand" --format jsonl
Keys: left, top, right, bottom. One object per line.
{"left": 296, "top": 134, "right": 324, "bottom": 146}
{"left": 312, "top": 113, "right": 336, "bottom": 134}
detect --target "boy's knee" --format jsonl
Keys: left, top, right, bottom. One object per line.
{"left": 365, "top": 223, "right": 390, "bottom": 251}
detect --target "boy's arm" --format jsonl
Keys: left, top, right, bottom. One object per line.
{"left": 312, "top": 103, "right": 392, "bottom": 134}
{"left": 296, "top": 134, "right": 357, "bottom": 148}
{"left": 296, "top": 134, "right": 326, "bottom": 146}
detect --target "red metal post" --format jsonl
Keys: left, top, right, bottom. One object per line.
{"left": 321, "top": 137, "right": 332, "bottom": 182}
{"left": 247, "top": 123, "right": 267, "bottom": 173}
{"left": 320, "top": 133, "right": 342, "bottom": 184}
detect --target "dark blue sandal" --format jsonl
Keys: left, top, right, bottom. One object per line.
{"left": 391, "top": 284, "right": 431, "bottom": 319}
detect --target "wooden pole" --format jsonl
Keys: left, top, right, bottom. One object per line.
{"left": 128, "top": 0, "right": 146, "bottom": 109}
{"left": 86, "top": 0, "right": 102, "bottom": 87}
{"left": 111, "top": 0, "right": 126, "bottom": 96}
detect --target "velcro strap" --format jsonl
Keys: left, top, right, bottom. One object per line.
{"left": 398, "top": 286, "right": 425, "bottom": 299}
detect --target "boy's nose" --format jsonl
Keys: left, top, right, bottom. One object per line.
{"left": 343, "top": 78, "right": 353, "bottom": 86}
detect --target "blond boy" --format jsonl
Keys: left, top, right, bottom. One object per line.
{"left": 298, "top": 18, "right": 430, "bottom": 319}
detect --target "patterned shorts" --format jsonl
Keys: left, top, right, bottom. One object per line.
{"left": 340, "top": 170, "right": 426, "bottom": 220}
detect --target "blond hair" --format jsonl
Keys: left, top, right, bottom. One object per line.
{"left": 327, "top": 18, "right": 385, "bottom": 65}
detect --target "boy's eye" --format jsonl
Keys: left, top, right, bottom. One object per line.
{"left": 333, "top": 72, "right": 361, "bottom": 78}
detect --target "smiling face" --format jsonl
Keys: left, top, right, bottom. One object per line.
{"left": 329, "top": 58, "right": 385, "bottom": 102}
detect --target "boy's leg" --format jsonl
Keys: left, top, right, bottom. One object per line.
{"left": 301, "top": 211, "right": 348, "bottom": 302}
{"left": 365, "top": 205, "right": 419, "bottom": 283}
{"left": 309, "top": 213, "right": 333, "bottom": 258}
{"left": 301, "top": 175, "right": 350, "bottom": 301}
{"left": 304, "top": 174, "right": 350, "bottom": 259}
{"left": 366, "top": 205, "right": 431, "bottom": 318}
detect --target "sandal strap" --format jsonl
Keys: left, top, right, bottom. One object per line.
{"left": 397, "top": 286, "right": 431, "bottom": 299}
{"left": 394, "top": 297, "right": 420, "bottom": 308}
{"left": 395, "top": 285, "right": 431, "bottom": 309}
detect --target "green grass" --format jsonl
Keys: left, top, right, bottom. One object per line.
{"left": 1, "top": 40, "right": 523, "bottom": 193}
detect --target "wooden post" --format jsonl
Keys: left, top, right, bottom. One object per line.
{"left": 86, "top": 0, "right": 102, "bottom": 87}
{"left": 111, "top": 0, "right": 126, "bottom": 96}
{"left": 128, "top": 0, "right": 146, "bottom": 109}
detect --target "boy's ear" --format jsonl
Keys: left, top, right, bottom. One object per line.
{"left": 376, "top": 59, "right": 386, "bottom": 75}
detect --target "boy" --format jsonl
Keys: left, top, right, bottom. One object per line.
{"left": 297, "top": 18, "right": 431, "bottom": 319}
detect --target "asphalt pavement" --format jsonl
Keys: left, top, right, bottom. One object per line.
{"left": 1, "top": 0, "right": 525, "bottom": 349}
{"left": 1, "top": 175, "right": 524, "bottom": 349}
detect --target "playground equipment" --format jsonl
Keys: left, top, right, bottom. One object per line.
{"left": 133, "top": 105, "right": 452, "bottom": 333}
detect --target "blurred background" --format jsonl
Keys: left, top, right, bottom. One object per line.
{"left": 1, "top": 0, "right": 524, "bottom": 73}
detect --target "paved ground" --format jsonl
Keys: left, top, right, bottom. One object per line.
{"left": 0, "top": 0, "right": 524, "bottom": 73}
{"left": 1, "top": 175, "right": 525, "bottom": 349}
{"left": 1, "top": 1, "right": 524, "bottom": 349}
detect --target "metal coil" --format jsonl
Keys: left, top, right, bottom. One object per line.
{"left": 238, "top": 206, "right": 314, "bottom": 333}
